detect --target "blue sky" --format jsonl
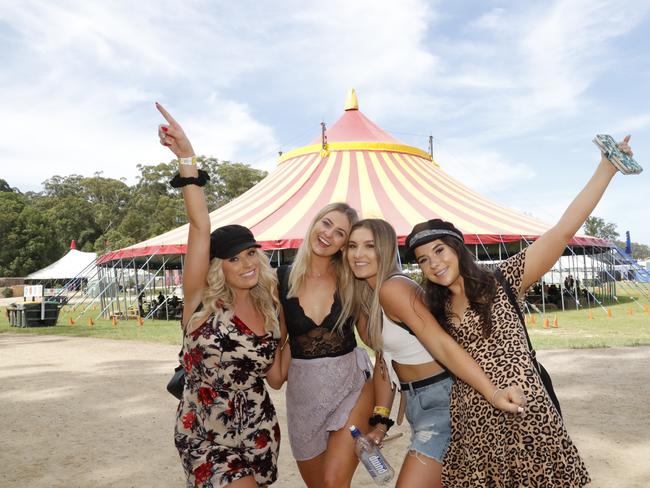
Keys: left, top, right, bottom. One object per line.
{"left": 1, "top": 0, "right": 649, "bottom": 243}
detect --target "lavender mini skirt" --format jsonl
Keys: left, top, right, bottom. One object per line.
{"left": 285, "top": 347, "right": 372, "bottom": 461}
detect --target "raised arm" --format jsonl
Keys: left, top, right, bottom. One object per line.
{"left": 380, "top": 277, "right": 525, "bottom": 413}
{"left": 156, "top": 103, "right": 210, "bottom": 327}
{"left": 520, "top": 136, "right": 633, "bottom": 295}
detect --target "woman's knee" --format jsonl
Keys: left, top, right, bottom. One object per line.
{"left": 322, "top": 469, "right": 351, "bottom": 488}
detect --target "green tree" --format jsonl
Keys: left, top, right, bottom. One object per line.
{"left": 93, "top": 158, "right": 267, "bottom": 253}
{"left": 39, "top": 173, "right": 131, "bottom": 253}
{"left": 0, "top": 197, "right": 62, "bottom": 276}
{"left": 0, "top": 191, "right": 27, "bottom": 275}
{"left": 0, "top": 158, "right": 267, "bottom": 270}
{"left": 135, "top": 157, "right": 267, "bottom": 211}
{"left": 213, "top": 161, "right": 268, "bottom": 206}
{"left": 0, "top": 178, "right": 15, "bottom": 192}
{"left": 583, "top": 216, "right": 620, "bottom": 241}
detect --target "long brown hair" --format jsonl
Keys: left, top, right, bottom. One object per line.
{"left": 347, "top": 219, "right": 401, "bottom": 350}
{"left": 421, "top": 236, "right": 497, "bottom": 337}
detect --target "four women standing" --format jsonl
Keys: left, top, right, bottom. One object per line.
{"left": 158, "top": 100, "right": 637, "bottom": 487}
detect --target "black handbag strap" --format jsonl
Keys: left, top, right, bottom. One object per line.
{"left": 494, "top": 268, "right": 536, "bottom": 360}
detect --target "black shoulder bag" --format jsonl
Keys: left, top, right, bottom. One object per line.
{"left": 167, "top": 362, "right": 185, "bottom": 400}
{"left": 494, "top": 269, "right": 562, "bottom": 417}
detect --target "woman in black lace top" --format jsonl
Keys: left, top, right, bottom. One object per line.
{"left": 276, "top": 202, "right": 374, "bottom": 488}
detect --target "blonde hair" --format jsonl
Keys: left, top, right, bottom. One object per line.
{"left": 348, "top": 219, "right": 401, "bottom": 350}
{"left": 288, "top": 202, "right": 359, "bottom": 333}
{"left": 187, "top": 248, "right": 280, "bottom": 336}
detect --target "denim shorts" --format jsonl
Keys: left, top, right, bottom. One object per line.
{"left": 402, "top": 373, "right": 453, "bottom": 463}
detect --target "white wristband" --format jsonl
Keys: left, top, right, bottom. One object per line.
{"left": 178, "top": 156, "right": 197, "bottom": 166}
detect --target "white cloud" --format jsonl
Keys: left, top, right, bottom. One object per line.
{"left": 436, "top": 143, "right": 536, "bottom": 193}
{"left": 610, "top": 113, "right": 650, "bottom": 134}
{"left": 0, "top": 0, "right": 446, "bottom": 186}
{"left": 0, "top": 0, "right": 649, "bottom": 245}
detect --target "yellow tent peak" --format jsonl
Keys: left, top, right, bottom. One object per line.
{"left": 344, "top": 89, "right": 358, "bottom": 111}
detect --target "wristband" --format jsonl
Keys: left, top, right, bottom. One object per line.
{"left": 373, "top": 406, "right": 391, "bottom": 417}
{"left": 178, "top": 156, "right": 197, "bottom": 166}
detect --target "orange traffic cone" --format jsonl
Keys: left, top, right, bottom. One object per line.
{"left": 87, "top": 317, "right": 94, "bottom": 327}
{"left": 644, "top": 305, "right": 650, "bottom": 315}
{"left": 607, "top": 308, "right": 613, "bottom": 318}
{"left": 137, "top": 316, "right": 144, "bottom": 326}
{"left": 68, "top": 316, "right": 75, "bottom": 326}
{"left": 543, "top": 317, "right": 550, "bottom": 328}
{"left": 111, "top": 316, "right": 118, "bottom": 327}
{"left": 531, "top": 315, "right": 537, "bottom": 325}
{"left": 552, "top": 316, "right": 559, "bottom": 328}
{"left": 587, "top": 310, "right": 593, "bottom": 320}
{"left": 627, "top": 308, "right": 634, "bottom": 316}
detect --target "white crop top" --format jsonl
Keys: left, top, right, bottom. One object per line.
{"left": 381, "top": 308, "right": 435, "bottom": 389}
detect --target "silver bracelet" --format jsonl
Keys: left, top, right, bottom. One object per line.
{"left": 490, "top": 388, "right": 503, "bottom": 406}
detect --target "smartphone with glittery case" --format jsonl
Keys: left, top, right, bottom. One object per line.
{"left": 593, "top": 134, "right": 643, "bottom": 175}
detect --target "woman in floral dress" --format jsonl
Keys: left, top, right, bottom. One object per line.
{"left": 156, "top": 103, "right": 285, "bottom": 487}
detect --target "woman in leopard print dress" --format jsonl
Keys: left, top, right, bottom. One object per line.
{"left": 406, "top": 135, "right": 637, "bottom": 486}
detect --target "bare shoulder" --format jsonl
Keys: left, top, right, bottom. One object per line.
{"left": 379, "top": 275, "right": 419, "bottom": 309}
{"left": 380, "top": 274, "right": 418, "bottom": 294}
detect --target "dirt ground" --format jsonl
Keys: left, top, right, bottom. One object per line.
{"left": 1, "top": 333, "right": 648, "bottom": 488}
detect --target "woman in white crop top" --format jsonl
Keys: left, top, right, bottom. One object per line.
{"left": 346, "top": 218, "right": 526, "bottom": 488}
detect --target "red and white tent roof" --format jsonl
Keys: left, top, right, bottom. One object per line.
{"left": 99, "top": 90, "right": 608, "bottom": 263}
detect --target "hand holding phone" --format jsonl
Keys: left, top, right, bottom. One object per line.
{"left": 593, "top": 134, "right": 643, "bottom": 175}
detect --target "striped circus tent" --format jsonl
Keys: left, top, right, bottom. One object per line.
{"left": 98, "top": 90, "right": 608, "bottom": 264}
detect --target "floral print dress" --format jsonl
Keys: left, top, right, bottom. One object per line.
{"left": 175, "top": 310, "right": 280, "bottom": 487}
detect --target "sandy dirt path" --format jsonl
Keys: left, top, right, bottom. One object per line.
{"left": 1, "top": 333, "right": 648, "bottom": 487}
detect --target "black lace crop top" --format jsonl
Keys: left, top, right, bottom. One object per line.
{"left": 277, "top": 265, "right": 357, "bottom": 359}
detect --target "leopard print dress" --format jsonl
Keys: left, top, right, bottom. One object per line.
{"left": 442, "top": 249, "right": 591, "bottom": 487}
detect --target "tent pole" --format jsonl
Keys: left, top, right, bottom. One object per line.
{"left": 572, "top": 248, "right": 579, "bottom": 310}
{"left": 164, "top": 257, "right": 169, "bottom": 321}
{"left": 558, "top": 256, "right": 564, "bottom": 312}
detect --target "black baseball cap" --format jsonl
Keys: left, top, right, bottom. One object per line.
{"left": 210, "top": 224, "right": 261, "bottom": 260}
{"left": 405, "top": 219, "right": 464, "bottom": 261}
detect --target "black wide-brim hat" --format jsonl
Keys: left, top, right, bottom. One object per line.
{"left": 210, "top": 224, "right": 261, "bottom": 260}
{"left": 405, "top": 219, "right": 464, "bottom": 262}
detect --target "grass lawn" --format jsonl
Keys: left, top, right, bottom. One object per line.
{"left": 2, "top": 293, "right": 649, "bottom": 350}
{"left": 0, "top": 307, "right": 183, "bottom": 345}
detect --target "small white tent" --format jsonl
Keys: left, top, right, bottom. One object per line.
{"left": 27, "top": 244, "right": 97, "bottom": 280}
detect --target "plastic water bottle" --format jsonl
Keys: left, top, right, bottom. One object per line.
{"left": 349, "top": 425, "right": 395, "bottom": 485}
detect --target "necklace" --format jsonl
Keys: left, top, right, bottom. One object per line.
{"left": 308, "top": 269, "right": 327, "bottom": 279}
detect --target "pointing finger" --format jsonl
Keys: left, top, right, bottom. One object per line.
{"left": 155, "top": 102, "right": 179, "bottom": 127}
